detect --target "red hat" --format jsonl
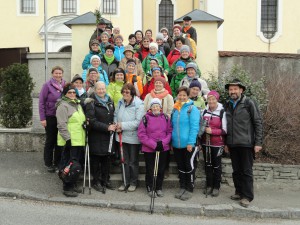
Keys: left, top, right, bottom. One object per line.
{"left": 173, "top": 24, "right": 182, "bottom": 31}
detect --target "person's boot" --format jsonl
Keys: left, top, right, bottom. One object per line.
{"left": 93, "top": 182, "right": 104, "bottom": 193}
{"left": 180, "top": 191, "right": 192, "bottom": 201}
{"left": 240, "top": 198, "right": 250, "bottom": 208}
{"left": 203, "top": 187, "right": 213, "bottom": 195}
{"left": 211, "top": 188, "right": 219, "bottom": 197}
{"left": 175, "top": 189, "right": 186, "bottom": 199}
{"left": 156, "top": 190, "right": 164, "bottom": 197}
{"left": 230, "top": 193, "right": 241, "bottom": 200}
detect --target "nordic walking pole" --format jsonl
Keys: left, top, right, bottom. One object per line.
{"left": 82, "top": 119, "right": 91, "bottom": 195}
{"left": 118, "top": 132, "right": 129, "bottom": 192}
{"left": 205, "top": 132, "right": 213, "bottom": 198}
{"left": 150, "top": 151, "right": 160, "bottom": 214}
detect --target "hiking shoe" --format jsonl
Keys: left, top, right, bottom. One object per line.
{"left": 73, "top": 184, "right": 82, "bottom": 193}
{"left": 156, "top": 190, "right": 164, "bottom": 197}
{"left": 203, "top": 187, "right": 213, "bottom": 195}
{"left": 230, "top": 193, "right": 241, "bottom": 200}
{"left": 93, "top": 182, "right": 104, "bottom": 192}
{"left": 164, "top": 169, "right": 169, "bottom": 179}
{"left": 211, "top": 189, "right": 219, "bottom": 197}
{"left": 46, "top": 165, "right": 55, "bottom": 173}
{"left": 240, "top": 198, "right": 250, "bottom": 208}
{"left": 118, "top": 184, "right": 126, "bottom": 192}
{"left": 63, "top": 190, "right": 78, "bottom": 197}
{"left": 128, "top": 185, "right": 136, "bottom": 192}
{"left": 180, "top": 191, "right": 192, "bottom": 201}
{"left": 148, "top": 191, "right": 157, "bottom": 198}
{"left": 175, "top": 189, "right": 186, "bottom": 199}
{"left": 105, "top": 182, "right": 115, "bottom": 190}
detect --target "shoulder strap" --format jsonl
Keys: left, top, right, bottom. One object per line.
{"left": 187, "top": 104, "right": 193, "bottom": 115}
{"left": 142, "top": 115, "right": 147, "bottom": 127}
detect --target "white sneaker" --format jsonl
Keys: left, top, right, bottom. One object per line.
{"left": 127, "top": 185, "right": 136, "bottom": 192}
{"left": 118, "top": 184, "right": 125, "bottom": 191}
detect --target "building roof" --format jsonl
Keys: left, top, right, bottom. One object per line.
{"left": 64, "top": 11, "right": 112, "bottom": 28}
{"left": 174, "top": 9, "right": 224, "bottom": 28}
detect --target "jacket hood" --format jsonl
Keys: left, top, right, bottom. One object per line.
{"left": 205, "top": 102, "right": 224, "bottom": 112}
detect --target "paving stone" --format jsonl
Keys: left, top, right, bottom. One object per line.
{"left": 203, "top": 204, "right": 233, "bottom": 217}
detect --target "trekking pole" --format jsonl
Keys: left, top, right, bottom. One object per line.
{"left": 149, "top": 151, "right": 160, "bottom": 214}
{"left": 118, "top": 132, "right": 129, "bottom": 192}
{"left": 82, "top": 120, "right": 92, "bottom": 195}
{"left": 205, "top": 132, "right": 212, "bottom": 198}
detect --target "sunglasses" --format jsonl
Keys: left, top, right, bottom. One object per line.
{"left": 122, "top": 90, "right": 131, "bottom": 94}
{"left": 67, "top": 91, "right": 76, "bottom": 94}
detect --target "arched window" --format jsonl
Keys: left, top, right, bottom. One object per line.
{"left": 261, "top": 0, "right": 278, "bottom": 39}
{"left": 159, "top": 0, "right": 174, "bottom": 33}
{"left": 59, "top": 46, "right": 72, "bottom": 52}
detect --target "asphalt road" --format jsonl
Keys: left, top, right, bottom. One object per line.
{"left": 0, "top": 197, "right": 299, "bottom": 225}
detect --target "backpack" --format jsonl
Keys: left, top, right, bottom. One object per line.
{"left": 142, "top": 113, "right": 168, "bottom": 128}
{"left": 58, "top": 160, "right": 82, "bottom": 183}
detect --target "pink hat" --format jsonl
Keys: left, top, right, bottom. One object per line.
{"left": 207, "top": 90, "right": 220, "bottom": 101}
{"left": 173, "top": 24, "right": 182, "bottom": 31}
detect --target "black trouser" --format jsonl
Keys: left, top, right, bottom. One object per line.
{"left": 44, "top": 116, "right": 62, "bottom": 167}
{"left": 202, "top": 145, "right": 223, "bottom": 189}
{"left": 122, "top": 143, "right": 140, "bottom": 186}
{"left": 90, "top": 154, "right": 110, "bottom": 186}
{"left": 173, "top": 147, "right": 198, "bottom": 192}
{"left": 144, "top": 151, "right": 168, "bottom": 191}
{"left": 60, "top": 146, "right": 83, "bottom": 191}
{"left": 229, "top": 147, "right": 254, "bottom": 201}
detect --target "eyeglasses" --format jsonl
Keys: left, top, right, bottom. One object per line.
{"left": 122, "top": 90, "right": 131, "bottom": 94}
{"left": 67, "top": 91, "right": 76, "bottom": 94}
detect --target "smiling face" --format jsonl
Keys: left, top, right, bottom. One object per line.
{"left": 115, "top": 38, "right": 123, "bottom": 47}
{"left": 145, "top": 30, "right": 152, "bottom": 38}
{"left": 156, "top": 39, "right": 163, "bottom": 46}
{"left": 115, "top": 72, "right": 124, "bottom": 82}
{"left": 127, "top": 64, "right": 135, "bottom": 74}
{"left": 175, "top": 40, "right": 183, "bottom": 49}
{"left": 149, "top": 47, "right": 157, "bottom": 55}
{"left": 91, "top": 43, "right": 99, "bottom": 52}
{"left": 135, "top": 32, "right": 143, "bottom": 42}
{"left": 150, "top": 60, "right": 158, "bottom": 69}
{"left": 105, "top": 49, "right": 114, "bottom": 57}
{"left": 91, "top": 58, "right": 100, "bottom": 68}
{"left": 189, "top": 87, "right": 200, "bottom": 98}
{"left": 186, "top": 68, "right": 196, "bottom": 78}
{"left": 161, "top": 30, "right": 168, "bottom": 37}
{"left": 95, "top": 82, "right": 106, "bottom": 98}
{"left": 154, "top": 81, "right": 164, "bottom": 91}
{"left": 228, "top": 85, "right": 243, "bottom": 101}
{"left": 177, "top": 90, "right": 188, "bottom": 102}
{"left": 152, "top": 70, "right": 161, "bottom": 79}
{"left": 129, "top": 36, "right": 136, "bottom": 45}
{"left": 173, "top": 28, "right": 181, "bottom": 37}
{"left": 151, "top": 104, "right": 161, "bottom": 115}
{"left": 122, "top": 88, "right": 132, "bottom": 102}
{"left": 142, "top": 39, "right": 150, "bottom": 48}
{"left": 52, "top": 69, "right": 63, "bottom": 82}
{"left": 181, "top": 50, "right": 189, "bottom": 59}
{"left": 101, "top": 35, "right": 108, "bottom": 43}
{"left": 124, "top": 51, "right": 133, "bottom": 59}
{"left": 65, "top": 89, "right": 76, "bottom": 100}
{"left": 73, "top": 79, "right": 83, "bottom": 89}
{"left": 207, "top": 95, "right": 218, "bottom": 110}
{"left": 88, "top": 71, "right": 98, "bottom": 82}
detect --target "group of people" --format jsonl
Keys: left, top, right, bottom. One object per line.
{"left": 38, "top": 18, "right": 263, "bottom": 208}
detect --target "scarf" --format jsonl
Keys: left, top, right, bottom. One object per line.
{"left": 104, "top": 54, "right": 115, "bottom": 65}
{"left": 163, "top": 35, "right": 169, "bottom": 43}
{"left": 150, "top": 88, "right": 168, "bottom": 99}
{"left": 76, "top": 88, "right": 85, "bottom": 97}
{"left": 183, "top": 25, "right": 191, "bottom": 33}
{"left": 95, "top": 93, "right": 110, "bottom": 110}
{"left": 173, "top": 100, "right": 190, "bottom": 112}
{"left": 50, "top": 78, "right": 64, "bottom": 92}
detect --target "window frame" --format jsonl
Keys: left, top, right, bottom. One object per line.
{"left": 61, "top": 0, "right": 77, "bottom": 14}
{"left": 101, "top": 0, "right": 118, "bottom": 16}
{"left": 17, "top": 0, "right": 38, "bottom": 16}
{"left": 257, "top": 0, "right": 282, "bottom": 43}
{"left": 156, "top": 0, "right": 175, "bottom": 34}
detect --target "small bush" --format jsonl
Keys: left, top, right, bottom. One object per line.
{"left": 207, "top": 66, "right": 267, "bottom": 111}
{"left": 0, "top": 63, "right": 35, "bottom": 128}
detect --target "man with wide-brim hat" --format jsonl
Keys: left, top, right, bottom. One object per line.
{"left": 182, "top": 15, "right": 197, "bottom": 44}
{"left": 224, "top": 78, "right": 263, "bottom": 209}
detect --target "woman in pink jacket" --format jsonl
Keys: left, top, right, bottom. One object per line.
{"left": 137, "top": 98, "right": 172, "bottom": 198}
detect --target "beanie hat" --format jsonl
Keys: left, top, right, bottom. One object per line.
{"left": 150, "top": 58, "right": 159, "bottom": 65}
{"left": 123, "top": 45, "right": 135, "bottom": 54}
{"left": 180, "top": 45, "right": 190, "bottom": 54}
{"left": 71, "top": 74, "right": 84, "bottom": 83}
{"left": 207, "top": 90, "right": 220, "bottom": 101}
{"left": 88, "top": 67, "right": 98, "bottom": 74}
{"left": 154, "top": 76, "right": 166, "bottom": 87}
{"left": 62, "top": 83, "right": 75, "bottom": 96}
{"left": 160, "top": 27, "right": 169, "bottom": 34}
{"left": 101, "top": 32, "right": 110, "bottom": 39}
{"left": 150, "top": 98, "right": 162, "bottom": 108}
{"left": 105, "top": 44, "right": 115, "bottom": 52}
{"left": 151, "top": 67, "right": 162, "bottom": 73}
{"left": 173, "top": 24, "right": 182, "bottom": 31}
{"left": 126, "top": 58, "right": 136, "bottom": 66}
{"left": 114, "top": 34, "right": 123, "bottom": 42}
{"left": 175, "top": 60, "right": 186, "bottom": 69}
{"left": 186, "top": 62, "right": 198, "bottom": 72}
{"left": 90, "top": 55, "right": 101, "bottom": 64}
{"left": 90, "top": 39, "right": 99, "bottom": 47}
{"left": 189, "top": 79, "right": 202, "bottom": 90}
{"left": 149, "top": 42, "right": 158, "bottom": 51}
{"left": 156, "top": 32, "right": 164, "bottom": 41}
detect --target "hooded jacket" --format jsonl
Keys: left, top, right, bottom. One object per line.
{"left": 82, "top": 50, "right": 101, "bottom": 70}
{"left": 201, "top": 102, "right": 227, "bottom": 146}
{"left": 114, "top": 45, "right": 125, "bottom": 62}
{"left": 171, "top": 100, "right": 200, "bottom": 148}
{"left": 56, "top": 97, "right": 86, "bottom": 146}
{"left": 106, "top": 81, "right": 124, "bottom": 107}
{"left": 138, "top": 111, "right": 172, "bottom": 153}
{"left": 114, "top": 96, "right": 145, "bottom": 144}
{"left": 141, "top": 52, "right": 170, "bottom": 74}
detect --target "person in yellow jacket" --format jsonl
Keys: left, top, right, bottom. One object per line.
{"left": 107, "top": 68, "right": 127, "bottom": 107}
{"left": 56, "top": 83, "right": 86, "bottom": 197}
{"left": 125, "top": 59, "right": 143, "bottom": 97}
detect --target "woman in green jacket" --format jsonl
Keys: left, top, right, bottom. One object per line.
{"left": 107, "top": 68, "right": 127, "bottom": 107}
{"left": 56, "top": 83, "right": 86, "bottom": 197}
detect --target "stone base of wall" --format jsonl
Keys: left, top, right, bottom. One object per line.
{"left": 0, "top": 128, "right": 44, "bottom": 152}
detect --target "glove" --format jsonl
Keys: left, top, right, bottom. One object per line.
{"left": 66, "top": 139, "right": 71, "bottom": 147}
{"left": 132, "top": 75, "right": 137, "bottom": 83}
{"left": 84, "top": 98, "right": 93, "bottom": 105}
{"left": 155, "top": 141, "right": 164, "bottom": 152}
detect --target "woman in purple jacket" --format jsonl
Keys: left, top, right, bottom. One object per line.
{"left": 39, "top": 66, "right": 66, "bottom": 173}
{"left": 138, "top": 98, "right": 172, "bottom": 197}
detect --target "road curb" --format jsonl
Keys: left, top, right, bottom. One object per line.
{"left": 0, "top": 187, "right": 299, "bottom": 219}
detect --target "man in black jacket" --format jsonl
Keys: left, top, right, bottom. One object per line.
{"left": 224, "top": 79, "right": 263, "bottom": 208}
{"left": 182, "top": 16, "right": 197, "bottom": 44}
